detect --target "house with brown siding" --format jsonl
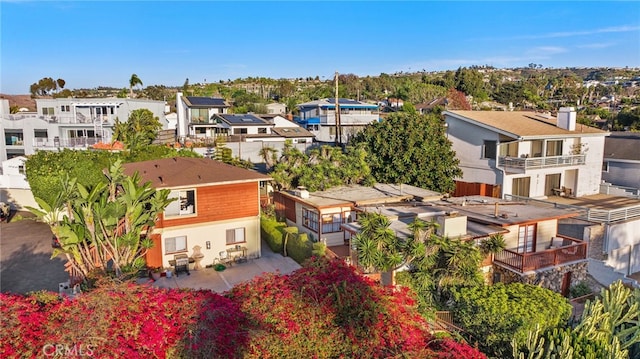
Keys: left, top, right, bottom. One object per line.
{"left": 123, "top": 157, "right": 271, "bottom": 269}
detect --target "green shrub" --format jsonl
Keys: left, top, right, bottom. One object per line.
{"left": 287, "top": 232, "right": 314, "bottom": 264}
{"left": 569, "top": 281, "right": 592, "bottom": 298}
{"left": 260, "top": 215, "right": 286, "bottom": 253}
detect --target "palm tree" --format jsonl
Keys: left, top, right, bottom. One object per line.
{"left": 352, "top": 212, "right": 409, "bottom": 286}
{"left": 129, "top": 74, "right": 143, "bottom": 98}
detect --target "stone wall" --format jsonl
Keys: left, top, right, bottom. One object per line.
{"left": 493, "top": 261, "right": 588, "bottom": 294}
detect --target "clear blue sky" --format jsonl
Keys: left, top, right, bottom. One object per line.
{"left": 1, "top": 1, "right": 639, "bottom": 94}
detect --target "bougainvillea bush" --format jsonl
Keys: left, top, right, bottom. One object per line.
{"left": 227, "top": 257, "right": 485, "bottom": 358}
{"left": 0, "top": 258, "right": 485, "bottom": 358}
{"left": 0, "top": 282, "right": 246, "bottom": 359}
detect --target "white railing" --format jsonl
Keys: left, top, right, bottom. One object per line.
{"left": 504, "top": 194, "right": 640, "bottom": 223}
{"left": 498, "top": 154, "right": 586, "bottom": 171}
{"left": 600, "top": 182, "right": 640, "bottom": 199}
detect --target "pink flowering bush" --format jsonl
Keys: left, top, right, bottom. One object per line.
{"left": 227, "top": 257, "right": 486, "bottom": 358}
{"left": 0, "top": 258, "right": 485, "bottom": 358}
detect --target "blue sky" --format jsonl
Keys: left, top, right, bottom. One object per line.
{"left": 1, "top": 1, "right": 639, "bottom": 94}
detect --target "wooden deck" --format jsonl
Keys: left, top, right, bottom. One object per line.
{"left": 494, "top": 235, "right": 587, "bottom": 272}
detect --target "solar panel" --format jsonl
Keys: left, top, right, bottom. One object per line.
{"left": 186, "top": 97, "right": 227, "bottom": 107}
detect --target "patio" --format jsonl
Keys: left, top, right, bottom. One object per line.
{"left": 142, "top": 241, "right": 301, "bottom": 293}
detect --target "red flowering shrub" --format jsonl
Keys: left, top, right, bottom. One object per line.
{"left": 0, "top": 282, "right": 246, "bottom": 358}
{"left": 0, "top": 258, "right": 485, "bottom": 358}
{"left": 227, "top": 257, "right": 486, "bottom": 358}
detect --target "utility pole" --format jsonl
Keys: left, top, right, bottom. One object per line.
{"left": 334, "top": 71, "right": 341, "bottom": 146}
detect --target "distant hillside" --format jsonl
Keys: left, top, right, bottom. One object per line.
{"left": 0, "top": 94, "right": 36, "bottom": 111}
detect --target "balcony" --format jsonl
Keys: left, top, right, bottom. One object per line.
{"left": 493, "top": 235, "right": 587, "bottom": 273}
{"left": 498, "top": 154, "right": 585, "bottom": 173}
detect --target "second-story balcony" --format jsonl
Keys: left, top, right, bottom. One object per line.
{"left": 498, "top": 154, "right": 586, "bottom": 173}
{"left": 493, "top": 234, "right": 587, "bottom": 273}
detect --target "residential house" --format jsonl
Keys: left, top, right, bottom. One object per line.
{"left": 122, "top": 157, "right": 271, "bottom": 269}
{"left": 266, "top": 102, "right": 286, "bottom": 114}
{"left": 415, "top": 97, "right": 447, "bottom": 114}
{"left": 274, "top": 184, "right": 442, "bottom": 248}
{"left": 345, "top": 195, "right": 586, "bottom": 294}
{"left": 0, "top": 156, "right": 36, "bottom": 208}
{"left": 602, "top": 132, "right": 640, "bottom": 190}
{"left": 443, "top": 108, "right": 610, "bottom": 198}
{"left": 297, "top": 98, "right": 379, "bottom": 143}
{"left": 175, "top": 92, "right": 230, "bottom": 140}
{"left": 0, "top": 97, "right": 168, "bottom": 162}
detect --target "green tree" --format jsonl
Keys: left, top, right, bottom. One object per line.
{"left": 269, "top": 141, "right": 374, "bottom": 191}
{"left": 28, "top": 160, "right": 174, "bottom": 280}
{"left": 352, "top": 112, "right": 462, "bottom": 193}
{"left": 451, "top": 283, "right": 573, "bottom": 358}
{"left": 113, "top": 108, "right": 162, "bottom": 151}
{"left": 129, "top": 73, "right": 143, "bottom": 98}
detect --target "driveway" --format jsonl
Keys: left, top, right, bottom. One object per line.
{"left": 0, "top": 214, "right": 68, "bottom": 294}
{"left": 0, "top": 214, "right": 302, "bottom": 295}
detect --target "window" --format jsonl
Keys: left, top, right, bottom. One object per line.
{"left": 530, "top": 140, "right": 543, "bottom": 157}
{"left": 165, "top": 236, "right": 187, "bottom": 254}
{"left": 483, "top": 140, "right": 497, "bottom": 159}
{"left": 500, "top": 142, "right": 518, "bottom": 157}
{"left": 602, "top": 161, "right": 609, "bottom": 172}
{"left": 61, "top": 105, "right": 70, "bottom": 112}
{"left": 190, "top": 108, "right": 209, "bottom": 123}
{"left": 165, "top": 189, "right": 196, "bottom": 217}
{"left": 5, "top": 130, "right": 24, "bottom": 145}
{"left": 517, "top": 224, "right": 536, "bottom": 253}
{"left": 512, "top": 177, "right": 531, "bottom": 197}
{"left": 307, "top": 124, "right": 319, "bottom": 131}
{"left": 302, "top": 208, "right": 319, "bottom": 231}
{"left": 42, "top": 107, "right": 55, "bottom": 116}
{"left": 226, "top": 228, "right": 246, "bottom": 245}
{"left": 233, "top": 128, "right": 248, "bottom": 135}
{"left": 18, "top": 165, "right": 25, "bottom": 175}
{"left": 34, "top": 130, "right": 48, "bottom": 138}
{"left": 322, "top": 213, "right": 343, "bottom": 233}
{"left": 258, "top": 127, "right": 267, "bottom": 134}
{"left": 546, "top": 140, "right": 563, "bottom": 156}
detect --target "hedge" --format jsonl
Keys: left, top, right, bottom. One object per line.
{"left": 260, "top": 215, "right": 286, "bottom": 253}
{"left": 286, "top": 232, "right": 314, "bottom": 264}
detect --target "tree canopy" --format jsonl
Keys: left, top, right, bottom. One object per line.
{"left": 266, "top": 141, "right": 375, "bottom": 191}
{"left": 27, "top": 160, "right": 174, "bottom": 280}
{"left": 352, "top": 112, "right": 462, "bottom": 193}
{"left": 113, "top": 108, "right": 163, "bottom": 151}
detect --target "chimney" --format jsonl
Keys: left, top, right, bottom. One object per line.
{"left": 557, "top": 107, "right": 576, "bottom": 131}
{"left": 176, "top": 92, "right": 187, "bottom": 138}
{"left": 295, "top": 186, "right": 310, "bottom": 199}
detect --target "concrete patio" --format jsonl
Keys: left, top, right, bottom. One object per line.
{"left": 141, "top": 240, "right": 301, "bottom": 293}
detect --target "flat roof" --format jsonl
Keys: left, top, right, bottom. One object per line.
{"left": 281, "top": 183, "right": 441, "bottom": 209}
{"left": 543, "top": 193, "right": 640, "bottom": 211}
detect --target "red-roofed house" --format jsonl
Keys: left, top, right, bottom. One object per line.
{"left": 123, "top": 157, "right": 271, "bottom": 269}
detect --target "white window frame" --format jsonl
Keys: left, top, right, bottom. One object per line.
{"left": 226, "top": 228, "right": 246, "bottom": 245}
{"left": 165, "top": 189, "right": 196, "bottom": 217}
{"left": 165, "top": 235, "right": 187, "bottom": 254}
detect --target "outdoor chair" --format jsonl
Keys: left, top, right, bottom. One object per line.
{"left": 218, "top": 251, "right": 233, "bottom": 267}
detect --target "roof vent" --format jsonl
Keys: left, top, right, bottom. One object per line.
{"left": 294, "top": 186, "right": 310, "bottom": 199}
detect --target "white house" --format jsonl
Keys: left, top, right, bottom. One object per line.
{"left": 297, "top": 98, "right": 379, "bottom": 143}
{"left": 175, "top": 92, "right": 230, "bottom": 140}
{"left": 0, "top": 156, "right": 37, "bottom": 209}
{"left": 0, "top": 97, "right": 168, "bottom": 162}
{"left": 266, "top": 102, "right": 286, "bottom": 114}
{"left": 602, "top": 132, "right": 640, "bottom": 190}
{"left": 443, "top": 108, "right": 610, "bottom": 199}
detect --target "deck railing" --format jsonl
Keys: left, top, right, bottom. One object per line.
{"left": 504, "top": 194, "right": 640, "bottom": 223}
{"left": 498, "top": 154, "right": 585, "bottom": 171}
{"left": 494, "top": 235, "right": 587, "bottom": 272}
